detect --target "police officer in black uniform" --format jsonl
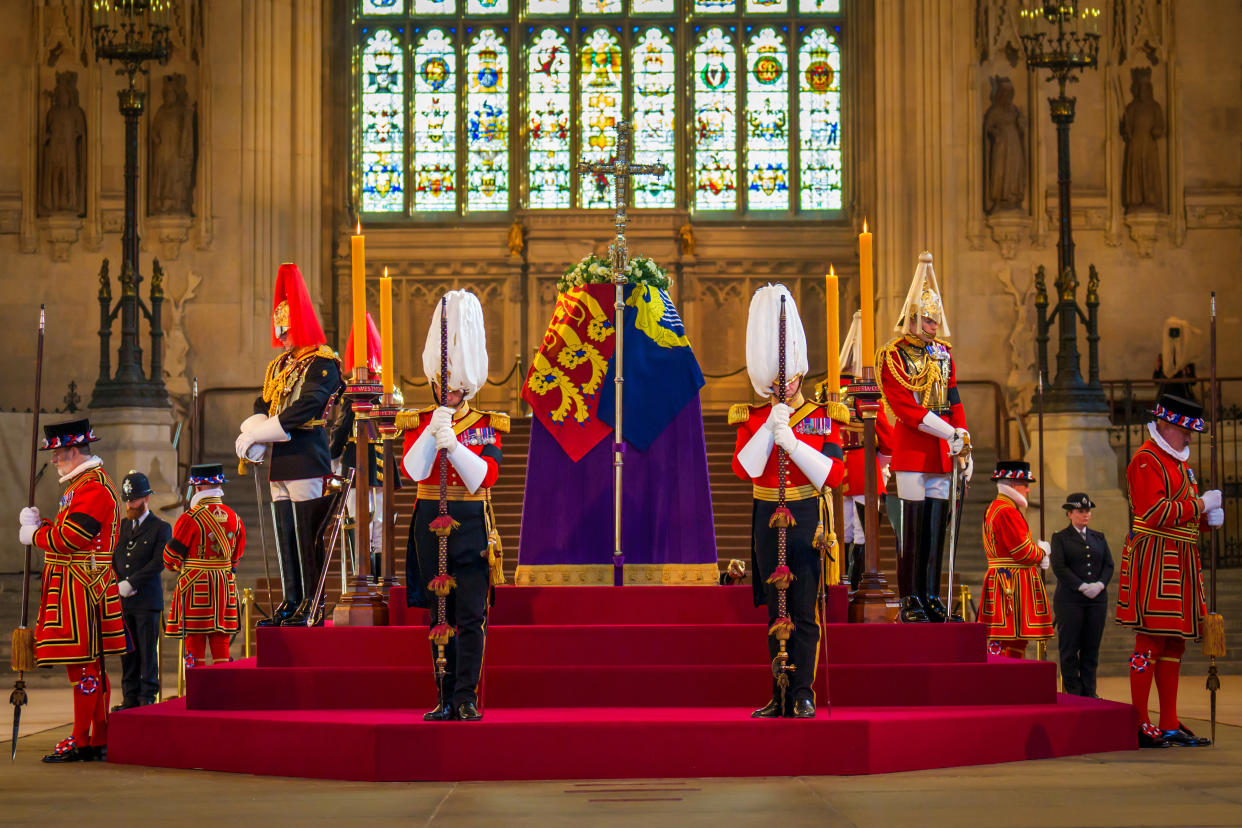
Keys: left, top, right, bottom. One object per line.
{"left": 111, "top": 471, "right": 171, "bottom": 708}
{"left": 1050, "top": 492, "right": 1114, "bottom": 697}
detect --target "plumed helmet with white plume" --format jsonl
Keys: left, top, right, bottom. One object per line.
{"left": 839, "top": 309, "right": 863, "bottom": 378}
{"left": 745, "top": 284, "right": 808, "bottom": 399}
{"left": 421, "top": 290, "right": 489, "bottom": 401}
{"left": 894, "top": 251, "right": 951, "bottom": 338}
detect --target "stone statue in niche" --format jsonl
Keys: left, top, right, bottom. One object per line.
{"left": 39, "top": 71, "right": 87, "bottom": 217}
{"left": 1121, "top": 67, "right": 1165, "bottom": 213}
{"left": 982, "top": 76, "right": 1026, "bottom": 214}
{"left": 148, "top": 73, "right": 197, "bottom": 215}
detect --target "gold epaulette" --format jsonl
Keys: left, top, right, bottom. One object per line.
{"left": 393, "top": 410, "right": 426, "bottom": 431}
{"left": 823, "top": 399, "right": 851, "bottom": 425}
{"left": 728, "top": 403, "right": 753, "bottom": 425}
{"left": 483, "top": 411, "right": 510, "bottom": 434}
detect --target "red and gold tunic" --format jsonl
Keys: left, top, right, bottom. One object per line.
{"left": 977, "top": 494, "right": 1053, "bottom": 640}
{"left": 400, "top": 404, "right": 506, "bottom": 496}
{"left": 33, "top": 462, "right": 125, "bottom": 665}
{"left": 878, "top": 335, "right": 966, "bottom": 475}
{"left": 164, "top": 496, "right": 246, "bottom": 636}
{"left": 1115, "top": 439, "right": 1207, "bottom": 638}
{"left": 729, "top": 399, "right": 848, "bottom": 501}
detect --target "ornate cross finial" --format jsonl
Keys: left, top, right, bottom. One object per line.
{"left": 575, "top": 121, "right": 666, "bottom": 282}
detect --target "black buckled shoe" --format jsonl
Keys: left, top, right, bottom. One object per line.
{"left": 792, "top": 698, "right": 816, "bottom": 719}
{"left": 1137, "top": 723, "right": 1171, "bottom": 748}
{"left": 423, "top": 701, "right": 455, "bottom": 722}
{"left": 1163, "top": 723, "right": 1211, "bottom": 747}
{"left": 751, "top": 698, "right": 785, "bottom": 719}
{"left": 899, "top": 595, "right": 929, "bottom": 623}
{"left": 42, "top": 738, "right": 90, "bottom": 763}
{"left": 455, "top": 702, "right": 483, "bottom": 722}
{"left": 111, "top": 698, "right": 139, "bottom": 712}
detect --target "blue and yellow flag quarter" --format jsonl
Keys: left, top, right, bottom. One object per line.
{"left": 598, "top": 284, "right": 705, "bottom": 452}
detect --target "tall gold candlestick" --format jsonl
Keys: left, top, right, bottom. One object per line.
{"left": 859, "top": 219, "right": 875, "bottom": 367}
{"left": 380, "top": 268, "right": 394, "bottom": 392}
{"left": 826, "top": 264, "right": 840, "bottom": 392}
{"left": 351, "top": 223, "right": 367, "bottom": 374}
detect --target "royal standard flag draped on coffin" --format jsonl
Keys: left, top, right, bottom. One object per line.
{"left": 521, "top": 279, "right": 704, "bottom": 461}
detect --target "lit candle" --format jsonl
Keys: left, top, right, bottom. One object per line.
{"left": 859, "top": 219, "right": 875, "bottom": 367}
{"left": 825, "top": 264, "right": 840, "bottom": 393}
{"left": 380, "top": 267, "right": 394, "bottom": 393}
{"left": 351, "top": 223, "right": 367, "bottom": 374}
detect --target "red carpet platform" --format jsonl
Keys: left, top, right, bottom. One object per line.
{"left": 107, "top": 585, "right": 1137, "bottom": 781}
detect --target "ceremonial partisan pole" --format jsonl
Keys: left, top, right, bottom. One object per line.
{"left": 575, "top": 122, "right": 665, "bottom": 586}
{"left": 10, "top": 305, "right": 44, "bottom": 758}
{"left": 1035, "top": 373, "right": 1049, "bottom": 663}
{"left": 1204, "top": 291, "right": 1224, "bottom": 745}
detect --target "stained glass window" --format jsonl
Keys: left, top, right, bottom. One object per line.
{"left": 798, "top": 28, "right": 842, "bottom": 210}
{"left": 528, "top": 28, "right": 572, "bottom": 209}
{"left": 361, "top": 0, "right": 403, "bottom": 14}
{"left": 414, "top": 0, "right": 455, "bottom": 14}
{"left": 466, "top": 30, "right": 510, "bottom": 211}
{"left": 632, "top": 27, "right": 675, "bottom": 208}
{"left": 744, "top": 28, "right": 789, "bottom": 210}
{"left": 411, "top": 29, "right": 457, "bottom": 212}
{"left": 356, "top": 0, "right": 847, "bottom": 217}
{"left": 579, "top": 28, "right": 623, "bottom": 209}
{"left": 693, "top": 28, "right": 737, "bottom": 211}
{"left": 360, "top": 28, "right": 404, "bottom": 213}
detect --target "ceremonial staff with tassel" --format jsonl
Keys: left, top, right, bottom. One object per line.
{"left": 399, "top": 290, "right": 505, "bottom": 723}
{"left": 1203, "top": 291, "right": 1225, "bottom": 745}
{"left": 1035, "top": 375, "right": 1049, "bottom": 663}
{"left": 734, "top": 285, "right": 845, "bottom": 719}
{"left": 9, "top": 305, "right": 44, "bottom": 758}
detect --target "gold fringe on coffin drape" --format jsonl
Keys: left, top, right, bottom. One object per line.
{"left": 514, "top": 563, "right": 721, "bottom": 586}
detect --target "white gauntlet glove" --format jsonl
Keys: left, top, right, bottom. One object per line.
{"left": 765, "top": 403, "right": 793, "bottom": 432}
{"left": 773, "top": 423, "right": 798, "bottom": 453}
{"left": 434, "top": 426, "right": 458, "bottom": 451}
{"left": 19, "top": 507, "right": 41, "bottom": 526}
{"left": 429, "top": 406, "right": 455, "bottom": 432}
{"left": 1202, "top": 490, "right": 1223, "bottom": 512}
{"left": 118, "top": 579, "right": 136, "bottom": 598}
{"left": 1207, "top": 507, "right": 1225, "bottom": 527}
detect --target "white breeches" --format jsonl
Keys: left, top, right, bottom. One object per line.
{"left": 842, "top": 495, "right": 866, "bottom": 544}
{"left": 895, "top": 471, "right": 950, "bottom": 501}
{"left": 269, "top": 477, "right": 324, "bottom": 502}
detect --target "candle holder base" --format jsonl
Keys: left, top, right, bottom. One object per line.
{"left": 332, "top": 574, "right": 389, "bottom": 627}
{"left": 849, "top": 574, "right": 901, "bottom": 623}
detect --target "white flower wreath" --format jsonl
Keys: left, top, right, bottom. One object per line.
{"left": 557, "top": 253, "right": 672, "bottom": 294}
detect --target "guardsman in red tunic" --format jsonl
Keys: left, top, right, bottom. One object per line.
{"left": 834, "top": 310, "right": 894, "bottom": 590}
{"left": 164, "top": 464, "right": 246, "bottom": 668}
{"left": 235, "top": 263, "right": 343, "bottom": 627}
{"left": 878, "top": 252, "right": 972, "bottom": 622}
{"left": 977, "top": 461, "right": 1053, "bottom": 659}
{"left": 401, "top": 290, "right": 506, "bottom": 723}
{"left": 20, "top": 418, "right": 124, "bottom": 763}
{"left": 732, "top": 285, "right": 846, "bottom": 719}
{"left": 1116, "top": 394, "right": 1219, "bottom": 748}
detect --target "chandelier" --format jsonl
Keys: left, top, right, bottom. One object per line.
{"left": 89, "top": 0, "right": 173, "bottom": 80}
{"left": 1018, "top": 2, "right": 1101, "bottom": 91}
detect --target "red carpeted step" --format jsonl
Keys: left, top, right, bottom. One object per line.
{"left": 255, "top": 620, "right": 986, "bottom": 669}
{"left": 108, "top": 696, "right": 1137, "bottom": 781}
{"left": 386, "top": 584, "right": 849, "bottom": 626}
{"left": 186, "top": 658, "right": 1053, "bottom": 710}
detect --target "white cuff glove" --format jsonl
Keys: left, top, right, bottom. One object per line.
{"left": 429, "top": 406, "right": 455, "bottom": 432}
{"left": 1086, "top": 582, "right": 1105, "bottom": 599}
{"left": 787, "top": 442, "right": 836, "bottom": 491}
{"left": 773, "top": 423, "right": 798, "bottom": 453}
{"left": 448, "top": 443, "right": 489, "bottom": 493}
{"left": 1037, "top": 539, "right": 1051, "bottom": 555}
{"left": 402, "top": 425, "right": 438, "bottom": 482}
{"left": 19, "top": 507, "right": 41, "bottom": 527}
{"left": 948, "top": 428, "right": 970, "bottom": 457}
{"left": 917, "top": 410, "right": 955, "bottom": 440}
{"left": 434, "top": 426, "right": 458, "bottom": 451}
{"left": 118, "top": 579, "right": 136, "bottom": 598}
{"left": 736, "top": 426, "right": 775, "bottom": 479}
{"left": 1040, "top": 554, "right": 1051, "bottom": 570}
{"left": 235, "top": 433, "right": 266, "bottom": 462}
{"left": 1207, "top": 507, "right": 1225, "bottom": 527}
{"left": 246, "top": 415, "right": 291, "bottom": 444}
{"left": 239, "top": 413, "right": 267, "bottom": 433}
{"left": 1077, "top": 582, "right": 1092, "bottom": 594}
{"left": 18, "top": 524, "right": 36, "bottom": 546}
{"left": 766, "top": 403, "right": 793, "bottom": 432}
{"left": 962, "top": 454, "right": 974, "bottom": 482}
{"left": 1201, "top": 489, "right": 1223, "bottom": 512}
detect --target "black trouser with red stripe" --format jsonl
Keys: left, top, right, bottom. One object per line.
{"left": 751, "top": 497, "right": 823, "bottom": 707}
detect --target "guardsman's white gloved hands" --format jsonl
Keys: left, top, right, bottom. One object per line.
{"left": 766, "top": 403, "right": 793, "bottom": 432}
{"left": 1201, "top": 490, "right": 1223, "bottom": 512}
{"left": 19, "top": 507, "right": 41, "bottom": 526}
{"left": 773, "top": 423, "right": 798, "bottom": 453}
{"left": 430, "top": 406, "right": 455, "bottom": 432}
{"left": 434, "top": 426, "right": 457, "bottom": 452}
{"left": 118, "top": 579, "right": 136, "bottom": 598}
{"left": 1207, "top": 507, "right": 1225, "bottom": 527}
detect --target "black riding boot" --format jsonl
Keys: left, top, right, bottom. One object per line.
{"left": 258, "top": 500, "right": 299, "bottom": 627}
{"left": 898, "top": 499, "right": 928, "bottom": 622}
{"left": 922, "top": 498, "right": 962, "bottom": 622}
{"left": 282, "top": 495, "right": 336, "bottom": 626}
{"left": 847, "top": 543, "right": 865, "bottom": 591}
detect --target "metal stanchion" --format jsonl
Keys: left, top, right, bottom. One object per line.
{"left": 242, "top": 587, "right": 254, "bottom": 659}
{"left": 154, "top": 630, "right": 163, "bottom": 703}
{"left": 176, "top": 637, "right": 185, "bottom": 698}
